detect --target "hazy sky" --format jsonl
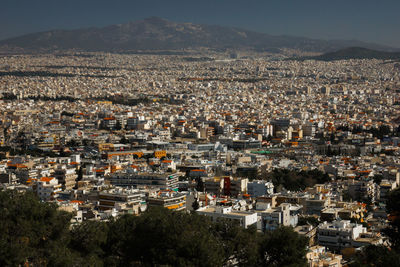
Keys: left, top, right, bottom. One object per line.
{"left": 1, "top": 0, "right": 399, "bottom": 47}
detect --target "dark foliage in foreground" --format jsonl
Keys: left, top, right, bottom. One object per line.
{"left": 2, "top": 188, "right": 400, "bottom": 266}
{"left": 0, "top": 190, "right": 308, "bottom": 266}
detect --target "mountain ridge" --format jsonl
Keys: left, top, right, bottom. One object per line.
{"left": 0, "top": 17, "right": 398, "bottom": 53}
{"left": 302, "top": 47, "right": 400, "bottom": 61}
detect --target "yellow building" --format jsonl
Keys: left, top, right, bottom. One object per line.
{"left": 154, "top": 150, "right": 167, "bottom": 159}
{"left": 307, "top": 246, "right": 342, "bottom": 267}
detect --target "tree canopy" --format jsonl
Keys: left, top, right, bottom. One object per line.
{"left": 260, "top": 169, "right": 330, "bottom": 192}
{"left": 384, "top": 187, "right": 400, "bottom": 251}
{"left": 0, "top": 190, "right": 73, "bottom": 266}
{"left": 0, "top": 190, "right": 309, "bottom": 266}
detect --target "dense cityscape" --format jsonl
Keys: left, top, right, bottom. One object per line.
{"left": 0, "top": 50, "right": 399, "bottom": 266}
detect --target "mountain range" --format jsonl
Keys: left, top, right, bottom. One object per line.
{"left": 306, "top": 47, "right": 400, "bottom": 61}
{"left": 0, "top": 17, "right": 398, "bottom": 53}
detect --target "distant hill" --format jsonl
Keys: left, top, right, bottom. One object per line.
{"left": 305, "top": 47, "right": 400, "bottom": 61}
{"left": 0, "top": 17, "right": 398, "bottom": 53}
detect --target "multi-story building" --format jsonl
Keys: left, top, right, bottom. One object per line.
{"left": 102, "top": 117, "right": 117, "bottom": 129}
{"left": 231, "top": 140, "right": 261, "bottom": 150}
{"left": 98, "top": 187, "right": 145, "bottom": 213}
{"left": 379, "top": 179, "right": 397, "bottom": 202}
{"left": 256, "top": 195, "right": 277, "bottom": 208}
{"left": 108, "top": 171, "right": 179, "bottom": 190}
{"left": 223, "top": 176, "right": 248, "bottom": 197}
{"left": 306, "top": 245, "right": 342, "bottom": 267}
{"left": 347, "top": 179, "right": 376, "bottom": 202}
{"left": 204, "top": 177, "right": 224, "bottom": 196}
{"left": 53, "top": 165, "right": 77, "bottom": 190}
{"left": 259, "top": 203, "right": 291, "bottom": 232}
{"left": 305, "top": 196, "right": 330, "bottom": 216}
{"left": 247, "top": 180, "right": 274, "bottom": 197}
{"left": 36, "top": 177, "right": 62, "bottom": 201}
{"left": 197, "top": 205, "right": 258, "bottom": 229}
{"left": 302, "top": 123, "right": 316, "bottom": 137}
{"left": 148, "top": 190, "right": 186, "bottom": 211}
{"left": 317, "top": 220, "right": 367, "bottom": 251}
{"left": 14, "top": 168, "right": 38, "bottom": 184}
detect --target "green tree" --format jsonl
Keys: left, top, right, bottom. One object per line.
{"left": 76, "top": 166, "right": 83, "bottom": 181}
{"left": 211, "top": 219, "right": 261, "bottom": 266}
{"left": 192, "top": 199, "right": 200, "bottom": 211}
{"left": 195, "top": 177, "right": 205, "bottom": 192}
{"left": 384, "top": 188, "right": 400, "bottom": 251}
{"left": 70, "top": 220, "right": 109, "bottom": 265}
{"left": 0, "top": 190, "right": 73, "bottom": 266}
{"left": 264, "top": 169, "right": 330, "bottom": 192}
{"left": 258, "top": 226, "right": 308, "bottom": 267}
{"left": 350, "top": 245, "right": 400, "bottom": 267}
{"left": 82, "top": 138, "right": 92, "bottom": 147}
{"left": 119, "top": 136, "right": 129, "bottom": 144}
{"left": 105, "top": 208, "right": 225, "bottom": 266}
{"left": 0, "top": 190, "right": 311, "bottom": 267}
{"left": 66, "top": 139, "right": 78, "bottom": 147}
{"left": 373, "top": 175, "right": 383, "bottom": 185}
{"left": 104, "top": 214, "right": 138, "bottom": 265}
{"left": 115, "top": 121, "right": 122, "bottom": 131}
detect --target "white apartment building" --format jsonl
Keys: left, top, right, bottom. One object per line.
{"left": 317, "top": 220, "right": 367, "bottom": 251}
{"left": 259, "top": 203, "right": 291, "bottom": 232}
{"left": 247, "top": 180, "right": 274, "bottom": 197}
{"left": 197, "top": 205, "right": 258, "bottom": 228}
{"left": 36, "top": 177, "right": 62, "bottom": 201}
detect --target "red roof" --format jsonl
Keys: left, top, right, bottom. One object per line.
{"left": 40, "top": 177, "right": 54, "bottom": 182}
